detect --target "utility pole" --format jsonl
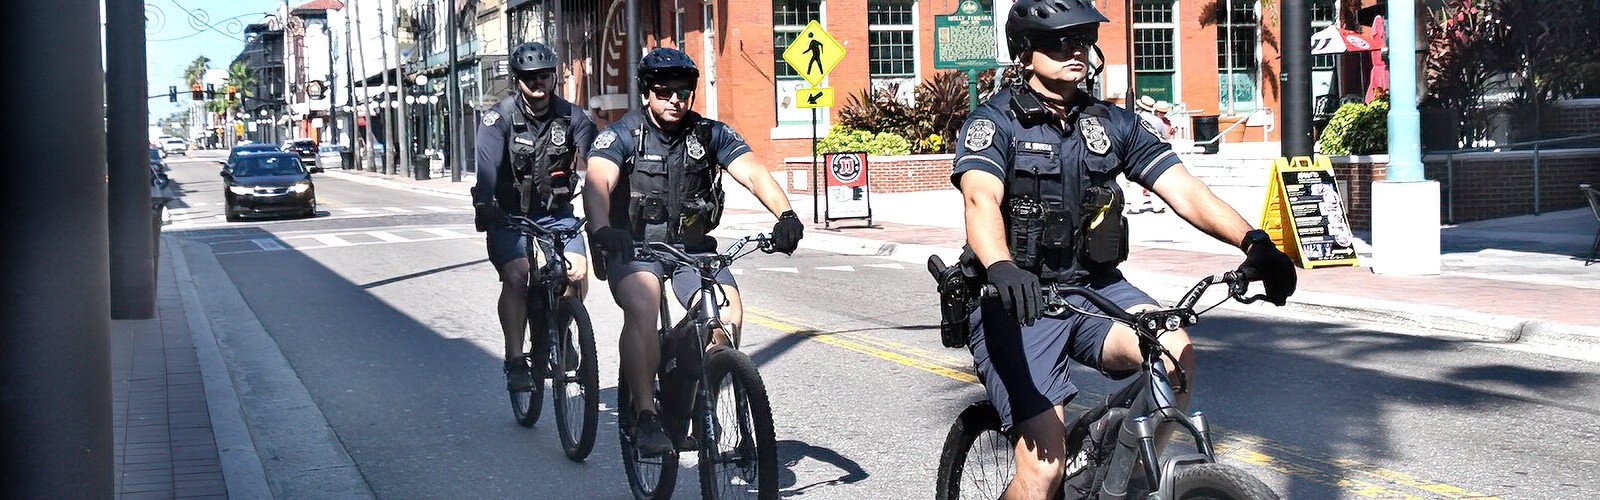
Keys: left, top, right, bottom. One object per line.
{"left": 627, "top": 0, "right": 640, "bottom": 110}
{"left": 108, "top": 0, "right": 156, "bottom": 319}
{"left": 344, "top": 1, "right": 359, "bottom": 168}
{"left": 1370, "top": 0, "right": 1440, "bottom": 275}
{"left": 447, "top": 0, "right": 462, "bottom": 181}
{"left": 1280, "top": 0, "right": 1312, "bottom": 156}
{"left": 4, "top": 0, "right": 113, "bottom": 496}
{"left": 327, "top": 15, "right": 338, "bottom": 146}
{"left": 392, "top": 0, "right": 413, "bottom": 177}
{"left": 376, "top": 0, "right": 398, "bottom": 174}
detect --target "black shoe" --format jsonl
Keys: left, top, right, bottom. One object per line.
{"left": 504, "top": 359, "right": 534, "bottom": 391}
{"left": 633, "top": 410, "right": 676, "bottom": 457}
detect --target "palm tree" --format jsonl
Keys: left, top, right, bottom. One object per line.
{"left": 183, "top": 56, "right": 210, "bottom": 87}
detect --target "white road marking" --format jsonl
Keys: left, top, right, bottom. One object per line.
{"left": 415, "top": 227, "right": 471, "bottom": 239}
{"left": 731, "top": 269, "right": 745, "bottom": 276}
{"left": 251, "top": 238, "right": 286, "bottom": 251}
{"left": 305, "top": 234, "right": 355, "bottom": 247}
{"left": 759, "top": 267, "right": 799, "bottom": 273}
{"left": 419, "top": 206, "right": 456, "bottom": 213}
{"left": 342, "top": 207, "right": 373, "bottom": 214}
{"left": 366, "top": 231, "right": 412, "bottom": 243}
{"left": 865, "top": 263, "right": 906, "bottom": 270}
{"left": 816, "top": 265, "right": 856, "bottom": 272}
{"left": 382, "top": 207, "right": 412, "bottom": 213}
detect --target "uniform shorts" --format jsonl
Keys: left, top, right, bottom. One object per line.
{"left": 967, "top": 276, "right": 1158, "bottom": 430}
{"left": 606, "top": 249, "right": 738, "bottom": 309}
{"left": 486, "top": 212, "right": 587, "bottom": 272}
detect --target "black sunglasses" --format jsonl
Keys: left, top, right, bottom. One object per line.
{"left": 1033, "top": 30, "right": 1099, "bottom": 55}
{"left": 515, "top": 70, "right": 556, "bottom": 82}
{"left": 648, "top": 85, "right": 695, "bottom": 101}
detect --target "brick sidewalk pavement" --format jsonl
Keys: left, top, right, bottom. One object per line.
{"left": 110, "top": 248, "right": 226, "bottom": 498}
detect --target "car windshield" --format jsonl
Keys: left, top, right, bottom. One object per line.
{"left": 233, "top": 156, "right": 305, "bottom": 177}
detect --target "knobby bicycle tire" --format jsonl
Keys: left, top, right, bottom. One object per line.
{"left": 511, "top": 308, "right": 549, "bottom": 427}
{"left": 619, "top": 369, "right": 680, "bottom": 500}
{"left": 699, "top": 347, "right": 778, "bottom": 500}
{"left": 552, "top": 298, "right": 600, "bottom": 462}
{"left": 1169, "top": 463, "right": 1278, "bottom": 500}
{"left": 935, "top": 402, "right": 1012, "bottom": 500}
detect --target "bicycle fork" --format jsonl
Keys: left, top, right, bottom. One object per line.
{"left": 1096, "top": 360, "right": 1216, "bottom": 500}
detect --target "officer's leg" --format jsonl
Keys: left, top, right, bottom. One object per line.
{"left": 1005, "top": 405, "right": 1070, "bottom": 500}
{"left": 612, "top": 268, "right": 664, "bottom": 413}
{"left": 499, "top": 258, "right": 533, "bottom": 361}
{"left": 714, "top": 285, "right": 742, "bottom": 347}
{"left": 1098, "top": 303, "right": 1194, "bottom": 453}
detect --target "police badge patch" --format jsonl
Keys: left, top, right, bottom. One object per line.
{"left": 964, "top": 119, "right": 996, "bottom": 151}
{"left": 482, "top": 110, "right": 501, "bottom": 127}
{"left": 1081, "top": 116, "right": 1111, "bottom": 155}
{"left": 593, "top": 130, "right": 618, "bottom": 150}
{"left": 686, "top": 134, "right": 706, "bottom": 160}
{"left": 551, "top": 125, "right": 567, "bottom": 146}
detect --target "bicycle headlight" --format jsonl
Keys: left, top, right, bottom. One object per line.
{"left": 1164, "top": 315, "right": 1182, "bottom": 331}
{"left": 228, "top": 186, "right": 252, "bottom": 195}
{"left": 289, "top": 181, "right": 311, "bottom": 194}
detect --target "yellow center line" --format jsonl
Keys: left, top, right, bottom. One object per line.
{"left": 742, "top": 306, "right": 1499, "bottom": 499}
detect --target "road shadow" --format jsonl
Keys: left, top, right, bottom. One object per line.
{"left": 776, "top": 439, "right": 870, "bottom": 497}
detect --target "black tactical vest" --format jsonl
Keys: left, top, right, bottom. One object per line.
{"left": 999, "top": 89, "right": 1128, "bottom": 282}
{"left": 624, "top": 118, "right": 723, "bottom": 249}
{"left": 507, "top": 106, "right": 576, "bottom": 214}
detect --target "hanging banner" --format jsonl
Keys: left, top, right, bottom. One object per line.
{"left": 823, "top": 151, "right": 871, "bottom": 222}
{"left": 1260, "top": 155, "right": 1360, "bottom": 268}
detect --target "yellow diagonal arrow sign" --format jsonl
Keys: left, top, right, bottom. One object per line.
{"left": 782, "top": 21, "right": 846, "bottom": 86}
{"left": 796, "top": 87, "right": 834, "bottom": 108}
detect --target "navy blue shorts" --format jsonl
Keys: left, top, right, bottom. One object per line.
{"left": 967, "top": 276, "right": 1157, "bottom": 430}
{"left": 606, "top": 250, "right": 737, "bottom": 309}
{"left": 486, "top": 213, "right": 587, "bottom": 271}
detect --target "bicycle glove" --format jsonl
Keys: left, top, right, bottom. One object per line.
{"left": 771, "top": 210, "right": 804, "bottom": 254}
{"left": 986, "top": 260, "right": 1043, "bottom": 326}
{"left": 591, "top": 226, "right": 635, "bottom": 259}
{"left": 473, "top": 203, "right": 504, "bottom": 232}
{"left": 1237, "top": 229, "right": 1297, "bottom": 306}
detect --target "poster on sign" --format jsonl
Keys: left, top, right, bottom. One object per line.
{"left": 823, "top": 151, "right": 871, "bottom": 223}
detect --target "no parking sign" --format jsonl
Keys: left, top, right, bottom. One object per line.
{"left": 823, "top": 151, "right": 871, "bottom": 225}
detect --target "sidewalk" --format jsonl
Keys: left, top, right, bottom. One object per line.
{"left": 320, "top": 167, "right": 472, "bottom": 199}
{"left": 720, "top": 186, "right": 1600, "bottom": 359}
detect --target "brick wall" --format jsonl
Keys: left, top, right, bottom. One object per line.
{"left": 778, "top": 154, "right": 956, "bottom": 194}
{"left": 1541, "top": 99, "right": 1600, "bottom": 144}
{"left": 1334, "top": 149, "right": 1600, "bottom": 229}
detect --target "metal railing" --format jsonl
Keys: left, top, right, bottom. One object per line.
{"left": 1435, "top": 132, "right": 1600, "bottom": 222}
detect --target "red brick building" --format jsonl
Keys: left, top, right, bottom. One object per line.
{"left": 524, "top": 0, "right": 1385, "bottom": 169}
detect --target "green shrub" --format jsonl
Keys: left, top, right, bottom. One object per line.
{"left": 838, "top": 71, "right": 972, "bottom": 154}
{"left": 1318, "top": 95, "right": 1389, "bottom": 155}
{"left": 817, "top": 125, "right": 911, "bottom": 156}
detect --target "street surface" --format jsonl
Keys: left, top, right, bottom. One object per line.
{"left": 163, "top": 151, "right": 1600, "bottom": 499}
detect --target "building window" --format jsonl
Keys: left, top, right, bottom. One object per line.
{"left": 1216, "top": 0, "right": 1259, "bottom": 113}
{"left": 1132, "top": 0, "right": 1176, "bottom": 103}
{"left": 1311, "top": 0, "right": 1339, "bottom": 100}
{"left": 868, "top": 0, "right": 916, "bottom": 103}
{"left": 774, "top": 0, "right": 821, "bottom": 126}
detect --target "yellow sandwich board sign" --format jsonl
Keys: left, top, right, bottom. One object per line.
{"left": 1260, "top": 155, "right": 1360, "bottom": 269}
{"left": 782, "top": 21, "right": 846, "bottom": 86}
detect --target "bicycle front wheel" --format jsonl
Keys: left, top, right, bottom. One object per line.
{"left": 1169, "top": 463, "right": 1278, "bottom": 500}
{"left": 934, "top": 401, "right": 1013, "bottom": 500}
{"left": 551, "top": 297, "right": 599, "bottom": 461}
{"left": 698, "top": 346, "right": 778, "bottom": 500}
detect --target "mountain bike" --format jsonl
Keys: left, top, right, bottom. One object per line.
{"left": 505, "top": 215, "right": 600, "bottom": 462}
{"left": 930, "top": 256, "right": 1278, "bottom": 500}
{"left": 618, "top": 234, "right": 781, "bottom": 500}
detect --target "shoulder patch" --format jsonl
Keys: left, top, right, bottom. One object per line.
{"left": 1139, "top": 119, "right": 1168, "bottom": 143}
{"left": 964, "top": 119, "right": 997, "bottom": 151}
{"left": 593, "top": 129, "right": 618, "bottom": 150}
{"left": 722, "top": 124, "right": 744, "bottom": 143}
{"left": 481, "top": 110, "right": 501, "bottom": 127}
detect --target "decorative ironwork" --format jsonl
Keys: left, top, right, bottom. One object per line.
{"left": 145, "top": 0, "right": 269, "bottom": 43}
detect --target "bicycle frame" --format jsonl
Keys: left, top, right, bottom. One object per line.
{"left": 508, "top": 216, "right": 586, "bottom": 367}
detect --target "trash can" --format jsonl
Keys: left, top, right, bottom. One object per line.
{"left": 1193, "top": 115, "right": 1220, "bottom": 154}
{"left": 412, "top": 155, "right": 431, "bottom": 180}
{"left": 341, "top": 149, "right": 355, "bottom": 170}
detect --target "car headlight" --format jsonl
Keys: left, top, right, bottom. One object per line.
{"left": 228, "top": 186, "right": 253, "bottom": 195}
{"left": 289, "top": 181, "right": 312, "bottom": 194}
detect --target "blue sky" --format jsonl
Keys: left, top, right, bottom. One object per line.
{"left": 145, "top": 0, "right": 285, "bottom": 119}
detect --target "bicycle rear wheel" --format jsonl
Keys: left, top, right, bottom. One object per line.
{"left": 510, "top": 350, "right": 544, "bottom": 427}
{"left": 620, "top": 369, "right": 679, "bottom": 500}
{"left": 551, "top": 298, "right": 599, "bottom": 461}
{"left": 934, "top": 401, "right": 1013, "bottom": 500}
{"left": 698, "top": 346, "right": 778, "bottom": 500}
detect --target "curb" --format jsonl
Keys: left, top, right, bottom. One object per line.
{"left": 320, "top": 169, "right": 470, "bottom": 200}
{"left": 721, "top": 220, "right": 1600, "bottom": 357}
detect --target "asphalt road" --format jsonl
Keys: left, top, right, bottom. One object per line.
{"left": 163, "top": 151, "right": 1600, "bottom": 499}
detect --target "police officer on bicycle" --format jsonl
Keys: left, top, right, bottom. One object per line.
{"left": 472, "top": 41, "right": 598, "bottom": 392}
{"left": 584, "top": 47, "right": 804, "bottom": 457}
{"left": 950, "top": 1, "right": 1296, "bottom": 497}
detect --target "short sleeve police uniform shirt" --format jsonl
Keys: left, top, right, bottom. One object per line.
{"left": 587, "top": 110, "right": 752, "bottom": 169}
{"left": 471, "top": 95, "right": 597, "bottom": 216}
{"left": 951, "top": 87, "right": 1180, "bottom": 190}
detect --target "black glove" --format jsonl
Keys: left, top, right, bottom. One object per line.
{"left": 473, "top": 203, "right": 504, "bottom": 232}
{"left": 771, "top": 210, "right": 804, "bottom": 254}
{"left": 591, "top": 226, "right": 635, "bottom": 259}
{"left": 985, "top": 261, "right": 1043, "bottom": 326}
{"left": 1237, "top": 229, "right": 1297, "bottom": 306}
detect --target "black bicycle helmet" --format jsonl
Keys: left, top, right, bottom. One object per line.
{"left": 637, "top": 47, "right": 700, "bottom": 88}
{"left": 1005, "top": 0, "right": 1109, "bottom": 58}
{"left": 510, "top": 42, "right": 558, "bottom": 74}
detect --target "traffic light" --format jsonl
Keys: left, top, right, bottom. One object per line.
{"left": 206, "top": 84, "right": 216, "bottom": 99}
{"left": 226, "top": 85, "right": 238, "bottom": 101}
{"left": 169, "top": 85, "right": 178, "bottom": 103}
{"left": 190, "top": 84, "right": 204, "bottom": 101}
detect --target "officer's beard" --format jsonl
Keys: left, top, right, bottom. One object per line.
{"left": 519, "top": 91, "right": 552, "bottom": 117}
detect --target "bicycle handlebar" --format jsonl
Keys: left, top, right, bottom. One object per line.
{"left": 506, "top": 215, "right": 587, "bottom": 241}
{"left": 977, "top": 269, "right": 1264, "bottom": 334}
{"left": 637, "top": 233, "right": 776, "bottom": 271}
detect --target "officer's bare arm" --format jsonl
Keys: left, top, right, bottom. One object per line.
{"left": 584, "top": 156, "right": 622, "bottom": 231}
{"left": 1149, "top": 163, "right": 1254, "bottom": 248}
{"left": 959, "top": 170, "right": 1013, "bottom": 267}
{"left": 725, "top": 153, "right": 795, "bottom": 218}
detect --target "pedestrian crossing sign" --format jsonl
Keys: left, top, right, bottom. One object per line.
{"left": 796, "top": 87, "right": 834, "bottom": 109}
{"left": 782, "top": 21, "right": 846, "bottom": 86}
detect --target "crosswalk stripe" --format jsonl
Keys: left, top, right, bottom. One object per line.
{"left": 731, "top": 269, "right": 745, "bottom": 276}
{"left": 251, "top": 238, "right": 285, "bottom": 251}
{"left": 382, "top": 207, "right": 412, "bottom": 213}
{"left": 865, "top": 263, "right": 906, "bottom": 270}
{"left": 816, "top": 265, "right": 855, "bottom": 272}
{"left": 415, "top": 227, "right": 470, "bottom": 239}
{"left": 759, "top": 267, "right": 799, "bottom": 273}
{"left": 419, "top": 206, "right": 456, "bottom": 213}
{"left": 305, "top": 234, "right": 354, "bottom": 247}
{"left": 366, "top": 231, "right": 411, "bottom": 243}
{"left": 343, "top": 207, "right": 373, "bottom": 214}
